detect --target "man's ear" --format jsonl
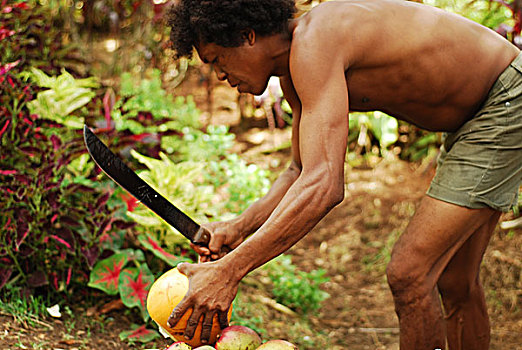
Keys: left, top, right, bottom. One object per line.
{"left": 242, "top": 29, "right": 256, "bottom": 45}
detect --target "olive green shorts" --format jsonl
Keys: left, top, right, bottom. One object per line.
{"left": 427, "top": 51, "right": 522, "bottom": 212}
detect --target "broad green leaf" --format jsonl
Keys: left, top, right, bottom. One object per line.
{"left": 88, "top": 252, "right": 131, "bottom": 295}
{"left": 88, "top": 249, "right": 144, "bottom": 294}
{"left": 22, "top": 68, "right": 98, "bottom": 128}
{"left": 137, "top": 234, "right": 188, "bottom": 267}
{"left": 119, "top": 324, "right": 160, "bottom": 343}
{"left": 98, "top": 230, "right": 125, "bottom": 252}
{"left": 119, "top": 264, "right": 155, "bottom": 321}
{"left": 126, "top": 211, "right": 163, "bottom": 226}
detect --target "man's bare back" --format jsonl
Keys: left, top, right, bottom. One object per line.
{"left": 290, "top": 0, "right": 519, "bottom": 131}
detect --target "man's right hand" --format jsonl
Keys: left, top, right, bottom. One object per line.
{"left": 192, "top": 221, "right": 245, "bottom": 262}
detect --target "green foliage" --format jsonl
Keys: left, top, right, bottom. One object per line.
{"left": 163, "top": 125, "right": 235, "bottom": 160}
{"left": 264, "top": 255, "right": 330, "bottom": 314}
{"left": 0, "top": 71, "right": 126, "bottom": 298}
{"left": 426, "top": 0, "right": 512, "bottom": 30}
{"left": 165, "top": 124, "right": 271, "bottom": 214}
{"left": 88, "top": 250, "right": 155, "bottom": 321}
{"left": 21, "top": 67, "right": 99, "bottom": 129}
{"left": 119, "top": 324, "right": 161, "bottom": 344}
{"left": 137, "top": 233, "right": 189, "bottom": 267}
{"left": 88, "top": 250, "right": 139, "bottom": 296}
{"left": 112, "top": 69, "right": 199, "bottom": 134}
{"left": 118, "top": 264, "right": 155, "bottom": 320}
{"left": 127, "top": 150, "right": 218, "bottom": 247}
{"left": 128, "top": 127, "right": 271, "bottom": 245}
{"left": 207, "top": 154, "right": 271, "bottom": 214}
{"left": 349, "top": 111, "right": 399, "bottom": 153}
{"left": 231, "top": 293, "right": 268, "bottom": 337}
{"left": 400, "top": 132, "right": 440, "bottom": 162}
{"left": 0, "top": 1, "right": 82, "bottom": 76}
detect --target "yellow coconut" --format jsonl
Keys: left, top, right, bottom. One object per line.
{"left": 147, "top": 267, "right": 231, "bottom": 347}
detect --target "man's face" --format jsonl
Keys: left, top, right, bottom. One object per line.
{"left": 196, "top": 40, "right": 271, "bottom": 96}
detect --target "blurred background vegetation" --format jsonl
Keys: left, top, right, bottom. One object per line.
{"left": 1, "top": 0, "right": 521, "bottom": 348}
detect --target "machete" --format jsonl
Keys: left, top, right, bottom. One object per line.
{"left": 83, "top": 125, "right": 214, "bottom": 247}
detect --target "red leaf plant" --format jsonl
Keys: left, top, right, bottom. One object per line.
{"left": 138, "top": 233, "right": 189, "bottom": 267}
{"left": 118, "top": 324, "right": 160, "bottom": 343}
{"left": 88, "top": 252, "right": 132, "bottom": 295}
{"left": 118, "top": 264, "right": 155, "bottom": 321}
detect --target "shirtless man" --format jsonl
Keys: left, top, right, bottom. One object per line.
{"left": 164, "top": 1, "right": 522, "bottom": 349}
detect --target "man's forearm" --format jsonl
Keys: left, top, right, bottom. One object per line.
{"left": 231, "top": 162, "right": 301, "bottom": 237}
{"left": 221, "top": 169, "right": 344, "bottom": 279}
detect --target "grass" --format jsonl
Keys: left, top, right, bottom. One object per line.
{"left": 0, "top": 288, "right": 50, "bottom": 329}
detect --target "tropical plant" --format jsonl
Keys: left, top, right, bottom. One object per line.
{"left": 126, "top": 150, "right": 219, "bottom": 249}
{"left": 0, "top": 69, "right": 127, "bottom": 298}
{"left": 0, "top": 0, "right": 84, "bottom": 75}
{"left": 206, "top": 154, "right": 272, "bottom": 214}
{"left": 111, "top": 69, "right": 199, "bottom": 134}
{"left": 426, "top": 0, "right": 514, "bottom": 34}
{"left": 87, "top": 249, "right": 155, "bottom": 321}
{"left": 162, "top": 124, "right": 235, "bottom": 160}
{"left": 21, "top": 67, "right": 99, "bottom": 129}
{"left": 263, "top": 255, "right": 330, "bottom": 315}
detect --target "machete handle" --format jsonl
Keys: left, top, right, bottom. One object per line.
{"left": 193, "top": 226, "right": 232, "bottom": 260}
{"left": 193, "top": 226, "right": 212, "bottom": 246}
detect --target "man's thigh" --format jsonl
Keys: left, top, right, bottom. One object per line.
{"left": 389, "top": 195, "right": 499, "bottom": 283}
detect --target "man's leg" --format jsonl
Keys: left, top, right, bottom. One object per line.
{"left": 437, "top": 210, "right": 501, "bottom": 350}
{"left": 385, "top": 196, "right": 499, "bottom": 350}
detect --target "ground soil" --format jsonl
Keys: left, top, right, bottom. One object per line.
{"left": 1, "top": 68, "right": 520, "bottom": 350}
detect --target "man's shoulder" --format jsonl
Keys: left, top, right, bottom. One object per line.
{"left": 289, "top": 3, "right": 358, "bottom": 71}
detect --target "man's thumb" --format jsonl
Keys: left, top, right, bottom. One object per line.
{"left": 176, "top": 262, "right": 191, "bottom": 276}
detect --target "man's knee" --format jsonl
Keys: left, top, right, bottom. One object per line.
{"left": 386, "top": 254, "right": 429, "bottom": 303}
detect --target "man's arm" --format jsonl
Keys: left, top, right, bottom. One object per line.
{"left": 231, "top": 75, "right": 304, "bottom": 237}
{"left": 197, "top": 77, "right": 304, "bottom": 260}
{"left": 224, "top": 34, "right": 350, "bottom": 272}
{"left": 168, "top": 30, "right": 350, "bottom": 342}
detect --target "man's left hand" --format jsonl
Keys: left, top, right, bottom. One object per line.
{"left": 167, "top": 261, "right": 239, "bottom": 343}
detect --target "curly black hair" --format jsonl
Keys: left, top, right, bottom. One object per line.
{"left": 167, "top": 0, "right": 297, "bottom": 59}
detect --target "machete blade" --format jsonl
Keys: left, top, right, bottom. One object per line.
{"left": 83, "top": 125, "right": 210, "bottom": 245}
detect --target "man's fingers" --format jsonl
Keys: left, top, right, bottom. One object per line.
{"left": 183, "top": 309, "right": 202, "bottom": 340}
{"left": 168, "top": 302, "right": 189, "bottom": 328}
{"left": 208, "top": 234, "right": 225, "bottom": 254}
{"left": 218, "top": 309, "right": 230, "bottom": 330}
{"left": 191, "top": 243, "right": 211, "bottom": 256}
{"left": 200, "top": 311, "right": 215, "bottom": 344}
{"left": 200, "top": 255, "right": 212, "bottom": 263}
